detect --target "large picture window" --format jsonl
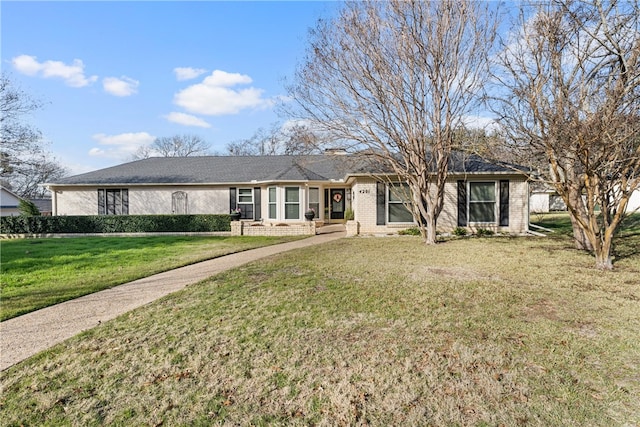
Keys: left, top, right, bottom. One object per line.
{"left": 98, "top": 189, "right": 128, "bottom": 215}
{"left": 469, "top": 182, "right": 496, "bottom": 222}
{"left": 285, "top": 187, "right": 300, "bottom": 219}
{"left": 388, "top": 183, "right": 413, "bottom": 223}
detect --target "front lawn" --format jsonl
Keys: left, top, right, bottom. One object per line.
{"left": 0, "top": 235, "right": 301, "bottom": 321}
{"left": 1, "top": 231, "right": 639, "bottom": 425}
{"left": 531, "top": 212, "right": 640, "bottom": 262}
{"left": 531, "top": 211, "right": 640, "bottom": 236}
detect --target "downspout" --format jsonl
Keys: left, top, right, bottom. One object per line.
{"left": 527, "top": 223, "right": 554, "bottom": 236}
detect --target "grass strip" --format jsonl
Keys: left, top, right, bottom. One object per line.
{"left": 0, "top": 235, "right": 301, "bottom": 321}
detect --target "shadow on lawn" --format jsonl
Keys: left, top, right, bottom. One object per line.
{"left": 530, "top": 213, "right": 640, "bottom": 265}
{"left": 614, "top": 214, "right": 640, "bottom": 262}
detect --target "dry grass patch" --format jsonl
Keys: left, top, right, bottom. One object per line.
{"left": 1, "top": 236, "right": 639, "bottom": 426}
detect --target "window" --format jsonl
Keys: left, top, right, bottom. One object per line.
{"left": 237, "top": 188, "right": 254, "bottom": 219}
{"left": 285, "top": 187, "right": 300, "bottom": 219}
{"left": 238, "top": 188, "right": 253, "bottom": 204}
{"left": 308, "top": 187, "right": 320, "bottom": 218}
{"left": 98, "top": 189, "right": 128, "bottom": 215}
{"left": 388, "top": 183, "right": 413, "bottom": 223}
{"left": 268, "top": 187, "right": 277, "bottom": 219}
{"left": 469, "top": 182, "right": 496, "bottom": 222}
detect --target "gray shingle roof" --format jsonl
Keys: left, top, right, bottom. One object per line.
{"left": 30, "top": 198, "right": 53, "bottom": 212}
{"left": 49, "top": 155, "right": 354, "bottom": 185}
{"left": 48, "top": 153, "right": 524, "bottom": 186}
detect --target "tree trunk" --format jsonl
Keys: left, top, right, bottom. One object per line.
{"left": 594, "top": 244, "right": 613, "bottom": 270}
{"left": 566, "top": 186, "right": 594, "bottom": 251}
{"left": 569, "top": 211, "right": 594, "bottom": 251}
{"left": 424, "top": 214, "right": 438, "bottom": 245}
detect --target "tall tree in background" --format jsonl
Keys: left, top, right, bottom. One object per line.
{"left": 226, "top": 122, "right": 324, "bottom": 156}
{"left": 287, "top": 0, "right": 499, "bottom": 244}
{"left": 0, "top": 73, "right": 68, "bottom": 198}
{"left": 8, "top": 153, "right": 69, "bottom": 198}
{"left": 132, "top": 134, "right": 211, "bottom": 159}
{"left": 491, "top": 0, "right": 640, "bottom": 269}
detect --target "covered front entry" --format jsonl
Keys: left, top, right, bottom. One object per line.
{"left": 326, "top": 188, "right": 346, "bottom": 221}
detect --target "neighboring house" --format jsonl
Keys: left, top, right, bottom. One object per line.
{"left": 628, "top": 188, "right": 640, "bottom": 213}
{"left": 530, "top": 185, "right": 640, "bottom": 214}
{"left": 529, "top": 185, "right": 568, "bottom": 213}
{"left": 30, "top": 198, "right": 53, "bottom": 216}
{"left": 44, "top": 153, "right": 531, "bottom": 235}
{"left": 0, "top": 186, "right": 23, "bottom": 216}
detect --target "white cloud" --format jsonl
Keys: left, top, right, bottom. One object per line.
{"left": 174, "top": 67, "right": 207, "bottom": 81}
{"left": 61, "top": 159, "right": 101, "bottom": 175}
{"left": 164, "top": 112, "right": 211, "bottom": 128}
{"left": 89, "top": 132, "right": 155, "bottom": 160}
{"left": 173, "top": 70, "right": 274, "bottom": 116}
{"left": 203, "top": 70, "right": 253, "bottom": 87}
{"left": 462, "top": 115, "right": 499, "bottom": 132}
{"left": 11, "top": 54, "right": 98, "bottom": 87}
{"left": 103, "top": 76, "right": 139, "bottom": 97}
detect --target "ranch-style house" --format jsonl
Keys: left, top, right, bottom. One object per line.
{"left": 44, "top": 152, "right": 531, "bottom": 236}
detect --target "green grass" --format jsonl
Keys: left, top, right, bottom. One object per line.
{"left": 531, "top": 212, "right": 640, "bottom": 262}
{"left": 1, "top": 227, "right": 639, "bottom": 425}
{"left": 531, "top": 212, "right": 640, "bottom": 236}
{"left": 0, "top": 235, "right": 301, "bottom": 321}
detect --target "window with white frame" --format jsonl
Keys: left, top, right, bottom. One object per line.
{"left": 268, "top": 187, "right": 277, "bottom": 219}
{"left": 308, "top": 187, "right": 320, "bottom": 218}
{"left": 388, "top": 183, "right": 413, "bottom": 223}
{"left": 237, "top": 188, "right": 254, "bottom": 219}
{"left": 284, "top": 187, "right": 300, "bottom": 219}
{"left": 469, "top": 182, "right": 496, "bottom": 222}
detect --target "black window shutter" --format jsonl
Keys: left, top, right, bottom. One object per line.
{"left": 121, "top": 189, "right": 129, "bottom": 215}
{"left": 376, "top": 182, "right": 386, "bottom": 225}
{"left": 499, "top": 180, "right": 509, "bottom": 226}
{"left": 457, "top": 181, "right": 467, "bottom": 227}
{"left": 254, "top": 187, "right": 261, "bottom": 220}
{"left": 98, "top": 189, "right": 105, "bottom": 215}
{"left": 229, "top": 187, "right": 236, "bottom": 212}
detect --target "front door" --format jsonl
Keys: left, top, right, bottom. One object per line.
{"left": 330, "top": 189, "right": 345, "bottom": 220}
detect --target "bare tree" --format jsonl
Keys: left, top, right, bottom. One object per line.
{"left": 286, "top": 0, "right": 499, "bottom": 244}
{"left": 8, "top": 153, "right": 69, "bottom": 198}
{"left": 132, "top": 134, "right": 211, "bottom": 159}
{"left": 0, "top": 74, "right": 43, "bottom": 173}
{"left": 1, "top": 73, "right": 68, "bottom": 197}
{"left": 226, "top": 122, "right": 324, "bottom": 156}
{"left": 490, "top": 0, "right": 640, "bottom": 269}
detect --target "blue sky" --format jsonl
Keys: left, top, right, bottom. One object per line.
{"left": 2, "top": 1, "right": 338, "bottom": 174}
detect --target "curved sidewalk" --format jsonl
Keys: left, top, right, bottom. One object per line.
{"left": 1, "top": 227, "right": 345, "bottom": 371}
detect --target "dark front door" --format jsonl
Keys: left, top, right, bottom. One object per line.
{"left": 330, "top": 189, "right": 345, "bottom": 220}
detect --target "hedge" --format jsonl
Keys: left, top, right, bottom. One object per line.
{"left": 0, "top": 214, "right": 231, "bottom": 234}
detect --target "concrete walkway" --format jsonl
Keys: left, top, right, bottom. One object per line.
{"left": 1, "top": 226, "right": 345, "bottom": 371}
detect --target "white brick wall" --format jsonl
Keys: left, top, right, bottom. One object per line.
{"left": 231, "top": 221, "right": 316, "bottom": 236}
{"left": 350, "top": 178, "right": 379, "bottom": 233}
{"left": 353, "top": 176, "right": 529, "bottom": 235}
{"left": 53, "top": 185, "right": 229, "bottom": 216}
{"left": 51, "top": 176, "right": 530, "bottom": 236}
